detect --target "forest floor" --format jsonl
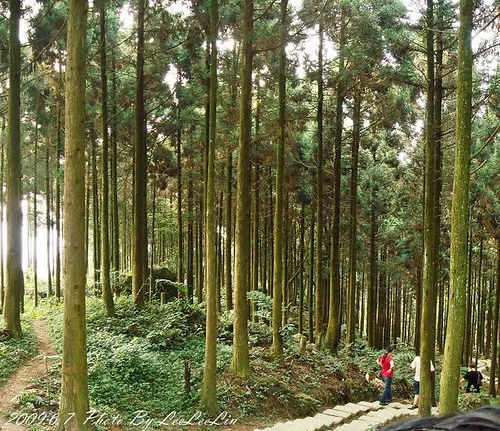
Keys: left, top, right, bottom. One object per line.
{"left": 0, "top": 320, "right": 56, "bottom": 431}
{"left": 0, "top": 299, "right": 495, "bottom": 431}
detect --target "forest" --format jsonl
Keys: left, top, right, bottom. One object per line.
{"left": 0, "top": 0, "right": 499, "bottom": 429}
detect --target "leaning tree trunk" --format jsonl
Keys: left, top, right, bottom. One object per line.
{"left": 230, "top": 0, "right": 253, "bottom": 378}
{"left": 132, "top": 0, "right": 147, "bottom": 308}
{"left": 3, "top": 0, "right": 24, "bottom": 340}
{"left": 57, "top": 0, "right": 90, "bottom": 428}
{"left": 439, "top": 0, "right": 474, "bottom": 413}
{"left": 200, "top": 0, "right": 220, "bottom": 415}
{"left": 100, "top": 0, "right": 115, "bottom": 317}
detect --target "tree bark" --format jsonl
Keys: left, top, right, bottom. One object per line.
{"left": 177, "top": 71, "right": 184, "bottom": 285}
{"left": 367, "top": 175, "right": 378, "bottom": 348}
{"left": 346, "top": 88, "right": 361, "bottom": 344}
{"left": 419, "top": 0, "right": 438, "bottom": 415}
{"left": 272, "top": 0, "right": 287, "bottom": 361}
{"left": 187, "top": 179, "right": 194, "bottom": 302}
{"left": 100, "top": 0, "right": 115, "bottom": 317}
{"left": 55, "top": 67, "right": 63, "bottom": 299}
{"left": 33, "top": 112, "right": 39, "bottom": 308}
{"left": 0, "top": 118, "right": 4, "bottom": 310}
{"left": 132, "top": 0, "right": 147, "bottom": 308}
{"left": 298, "top": 201, "right": 305, "bottom": 335}
{"left": 225, "top": 154, "right": 233, "bottom": 310}
{"left": 57, "top": 0, "right": 90, "bottom": 427}
{"left": 231, "top": 0, "right": 253, "bottom": 377}
{"left": 325, "top": 9, "right": 345, "bottom": 353}
{"left": 315, "top": 20, "right": 324, "bottom": 347}
{"left": 490, "top": 238, "right": 500, "bottom": 396}
{"left": 110, "top": 44, "right": 120, "bottom": 279}
{"left": 3, "top": 0, "right": 24, "bottom": 339}
{"left": 439, "top": 0, "right": 474, "bottom": 413}
{"left": 200, "top": 0, "right": 220, "bottom": 414}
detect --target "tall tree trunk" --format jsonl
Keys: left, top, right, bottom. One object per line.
{"left": 434, "top": 0, "right": 444, "bottom": 357}
{"left": 216, "top": 192, "right": 223, "bottom": 313}
{"left": 187, "top": 179, "right": 194, "bottom": 302}
{"left": 414, "top": 264, "right": 422, "bottom": 351}
{"left": 419, "top": 0, "right": 438, "bottom": 415}
{"left": 346, "top": 88, "right": 361, "bottom": 344}
{"left": 272, "top": 0, "right": 287, "bottom": 360}
{"left": 177, "top": 72, "right": 184, "bottom": 285}
{"left": 314, "top": 20, "right": 324, "bottom": 347}
{"left": 200, "top": 0, "right": 220, "bottom": 414}
{"left": 92, "top": 135, "right": 100, "bottom": 288}
{"left": 132, "top": 0, "right": 147, "bottom": 308}
{"left": 490, "top": 237, "right": 500, "bottom": 396}
{"left": 307, "top": 211, "right": 315, "bottom": 342}
{"left": 231, "top": 0, "right": 253, "bottom": 377}
{"left": 325, "top": 10, "right": 346, "bottom": 352}
{"left": 298, "top": 201, "right": 305, "bottom": 335}
{"left": 55, "top": 65, "right": 63, "bottom": 299}
{"left": 110, "top": 46, "right": 120, "bottom": 279}
{"left": 367, "top": 178, "right": 378, "bottom": 348}
{"left": 33, "top": 113, "right": 39, "bottom": 307}
{"left": 3, "top": 0, "right": 24, "bottom": 339}
{"left": 0, "top": 118, "right": 4, "bottom": 310}
{"left": 57, "top": 0, "right": 90, "bottom": 427}
{"left": 100, "top": 0, "right": 115, "bottom": 317}
{"left": 251, "top": 164, "right": 258, "bottom": 318}
{"left": 149, "top": 177, "right": 157, "bottom": 301}
{"left": 439, "top": 0, "right": 474, "bottom": 413}
{"left": 85, "top": 178, "right": 90, "bottom": 277}
{"left": 197, "top": 203, "right": 203, "bottom": 302}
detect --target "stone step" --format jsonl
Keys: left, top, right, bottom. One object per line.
{"left": 322, "top": 408, "right": 352, "bottom": 419}
{"left": 366, "top": 407, "right": 406, "bottom": 421}
{"left": 358, "top": 401, "right": 381, "bottom": 410}
{"left": 253, "top": 400, "right": 434, "bottom": 431}
{"left": 386, "top": 402, "right": 408, "bottom": 409}
{"left": 332, "top": 403, "right": 368, "bottom": 415}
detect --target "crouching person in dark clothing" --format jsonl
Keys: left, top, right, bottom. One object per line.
{"left": 461, "top": 362, "right": 483, "bottom": 393}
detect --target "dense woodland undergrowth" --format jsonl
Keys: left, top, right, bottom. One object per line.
{"left": 1, "top": 293, "right": 499, "bottom": 431}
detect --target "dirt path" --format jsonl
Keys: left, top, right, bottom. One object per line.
{"left": 0, "top": 320, "right": 57, "bottom": 430}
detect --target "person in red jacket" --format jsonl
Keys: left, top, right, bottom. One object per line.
{"left": 377, "top": 345, "right": 395, "bottom": 406}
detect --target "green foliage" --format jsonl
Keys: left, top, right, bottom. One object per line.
{"left": 14, "top": 389, "right": 45, "bottom": 407}
{"left": 42, "top": 297, "right": 234, "bottom": 423}
{"left": 0, "top": 320, "right": 38, "bottom": 386}
{"left": 247, "top": 291, "right": 273, "bottom": 320}
{"left": 459, "top": 392, "right": 497, "bottom": 411}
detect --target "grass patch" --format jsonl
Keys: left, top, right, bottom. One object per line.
{"left": 40, "top": 296, "right": 234, "bottom": 427}
{"left": 0, "top": 319, "right": 38, "bottom": 386}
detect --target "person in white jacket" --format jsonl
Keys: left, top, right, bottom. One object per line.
{"left": 410, "top": 355, "right": 435, "bottom": 409}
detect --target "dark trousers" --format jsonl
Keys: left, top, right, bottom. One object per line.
{"left": 381, "top": 376, "right": 393, "bottom": 403}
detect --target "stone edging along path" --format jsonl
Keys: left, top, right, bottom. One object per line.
{"left": 254, "top": 401, "right": 439, "bottom": 431}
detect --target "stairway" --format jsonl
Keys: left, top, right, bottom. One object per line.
{"left": 254, "top": 401, "right": 439, "bottom": 431}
